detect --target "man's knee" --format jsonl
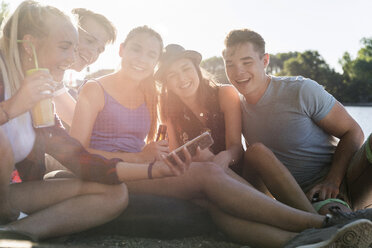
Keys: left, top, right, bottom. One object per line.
{"left": 244, "top": 143, "right": 271, "bottom": 159}
{"left": 244, "top": 143, "right": 273, "bottom": 168}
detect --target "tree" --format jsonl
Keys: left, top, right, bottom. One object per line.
{"left": 201, "top": 56, "right": 229, "bottom": 84}
{"left": 267, "top": 52, "right": 298, "bottom": 75}
{"left": 0, "top": 1, "right": 9, "bottom": 26}
{"left": 199, "top": 41, "right": 372, "bottom": 103}
{"left": 279, "top": 51, "right": 329, "bottom": 78}
{"left": 340, "top": 37, "right": 372, "bottom": 103}
{"left": 277, "top": 50, "right": 345, "bottom": 101}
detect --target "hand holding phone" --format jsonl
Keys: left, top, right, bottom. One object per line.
{"left": 166, "top": 132, "right": 214, "bottom": 166}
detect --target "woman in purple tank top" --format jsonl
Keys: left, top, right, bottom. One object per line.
{"left": 70, "top": 26, "right": 169, "bottom": 163}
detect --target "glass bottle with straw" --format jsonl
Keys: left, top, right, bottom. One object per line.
{"left": 18, "top": 40, "right": 55, "bottom": 128}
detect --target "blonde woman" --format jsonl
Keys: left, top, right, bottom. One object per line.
{"left": 53, "top": 8, "right": 117, "bottom": 127}
{"left": 0, "top": 1, "right": 125, "bottom": 240}
{"left": 0, "top": 2, "right": 184, "bottom": 240}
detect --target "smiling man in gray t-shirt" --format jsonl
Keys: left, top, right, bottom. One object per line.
{"left": 240, "top": 76, "right": 338, "bottom": 192}
{"left": 223, "top": 28, "right": 372, "bottom": 212}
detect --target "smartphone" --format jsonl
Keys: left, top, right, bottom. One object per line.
{"left": 166, "top": 131, "right": 214, "bottom": 166}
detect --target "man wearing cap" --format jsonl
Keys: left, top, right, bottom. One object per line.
{"left": 222, "top": 28, "right": 372, "bottom": 213}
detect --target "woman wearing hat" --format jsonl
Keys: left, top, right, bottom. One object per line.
{"left": 155, "top": 44, "right": 243, "bottom": 173}
{"left": 69, "top": 35, "right": 372, "bottom": 247}
{"left": 155, "top": 44, "right": 316, "bottom": 210}
{"left": 125, "top": 44, "right": 372, "bottom": 247}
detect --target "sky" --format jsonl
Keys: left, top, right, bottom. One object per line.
{"left": 8, "top": 0, "right": 372, "bottom": 74}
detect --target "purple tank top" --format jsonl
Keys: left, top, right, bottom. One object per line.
{"left": 89, "top": 81, "right": 151, "bottom": 153}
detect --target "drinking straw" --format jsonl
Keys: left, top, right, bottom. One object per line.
{"left": 17, "top": 39, "right": 39, "bottom": 69}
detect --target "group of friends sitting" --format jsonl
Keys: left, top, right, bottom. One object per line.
{"left": 1, "top": 1, "right": 372, "bottom": 247}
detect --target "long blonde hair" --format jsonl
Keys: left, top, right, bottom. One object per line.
{"left": 0, "top": 0, "right": 70, "bottom": 97}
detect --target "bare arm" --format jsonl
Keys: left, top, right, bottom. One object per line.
{"left": 306, "top": 101, "right": 364, "bottom": 200}
{"left": 85, "top": 140, "right": 169, "bottom": 163}
{"left": 70, "top": 80, "right": 168, "bottom": 163}
{"left": 69, "top": 81, "right": 103, "bottom": 147}
{"left": 116, "top": 146, "right": 192, "bottom": 181}
{"left": 44, "top": 123, "right": 182, "bottom": 184}
{"left": 165, "top": 119, "right": 180, "bottom": 150}
{"left": 54, "top": 91, "right": 76, "bottom": 127}
{"left": 213, "top": 85, "right": 243, "bottom": 168}
{"left": 0, "top": 70, "right": 54, "bottom": 124}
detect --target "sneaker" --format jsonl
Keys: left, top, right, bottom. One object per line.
{"left": 284, "top": 219, "right": 372, "bottom": 248}
{"left": 323, "top": 206, "right": 372, "bottom": 227}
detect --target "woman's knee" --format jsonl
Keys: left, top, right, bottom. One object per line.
{"left": 192, "top": 162, "right": 226, "bottom": 185}
{"left": 102, "top": 183, "right": 129, "bottom": 216}
{"left": 78, "top": 181, "right": 128, "bottom": 217}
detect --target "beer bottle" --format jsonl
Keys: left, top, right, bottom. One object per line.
{"left": 156, "top": 124, "right": 167, "bottom": 141}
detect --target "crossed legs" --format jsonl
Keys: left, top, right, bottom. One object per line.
{"left": 0, "top": 128, "right": 128, "bottom": 240}
{"left": 127, "top": 161, "right": 324, "bottom": 247}
{"left": 6, "top": 179, "right": 128, "bottom": 240}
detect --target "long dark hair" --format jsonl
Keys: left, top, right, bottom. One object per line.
{"left": 121, "top": 26, "right": 163, "bottom": 142}
{"left": 160, "top": 60, "right": 220, "bottom": 124}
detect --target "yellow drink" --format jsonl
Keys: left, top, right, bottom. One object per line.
{"left": 27, "top": 68, "right": 55, "bottom": 128}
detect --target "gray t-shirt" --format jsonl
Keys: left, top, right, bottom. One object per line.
{"left": 241, "top": 76, "right": 338, "bottom": 191}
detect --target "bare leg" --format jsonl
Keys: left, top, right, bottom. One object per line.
{"left": 243, "top": 143, "right": 316, "bottom": 213}
{"left": 208, "top": 204, "right": 297, "bottom": 248}
{"left": 242, "top": 162, "right": 272, "bottom": 196}
{"left": 127, "top": 172, "right": 204, "bottom": 200}
{"left": 128, "top": 163, "right": 324, "bottom": 233}
{"left": 6, "top": 179, "right": 128, "bottom": 240}
{"left": 347, "top": 135, "right": 372, "bottom": 210}
{"left": 193, "top": 164, "right": 323, "bottom": 231}
{"left": 349, "top": 167, "right": 372, "bottom": 210}
{"left": 0, "top": 128, "right": 19, "bottom": 224}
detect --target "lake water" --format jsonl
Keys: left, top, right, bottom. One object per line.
{"left": 345, "top": 106, "right": 371, "bottom": 140}
{"left": 241, "top": 106, "right": 371, "bottom": 149}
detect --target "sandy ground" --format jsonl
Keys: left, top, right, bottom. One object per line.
{"left": 0, "top": 233, "right": 248, "bottom": 248}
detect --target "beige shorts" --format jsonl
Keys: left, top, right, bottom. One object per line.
{"left": 305, "top": 136, "right": 371, "bottom": 209}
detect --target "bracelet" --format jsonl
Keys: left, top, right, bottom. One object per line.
{"left": 147, "top": 160, "right": 156, "bottom": 179}
{"left": 0, "top": 102, "right": 10, "bottom": 124}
